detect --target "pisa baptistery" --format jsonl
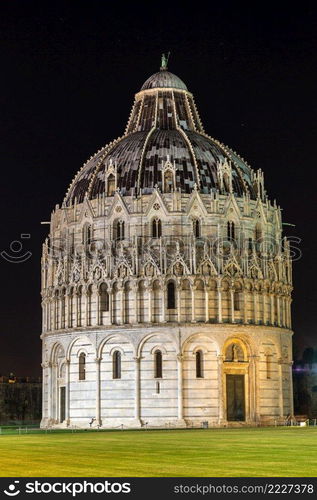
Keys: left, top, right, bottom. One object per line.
{"left": 41, "top": 58, "right": 293, "bottom": 429}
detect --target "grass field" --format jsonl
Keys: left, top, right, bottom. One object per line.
{"left": 0, "top": 427, "right": 316, "bottom": 477}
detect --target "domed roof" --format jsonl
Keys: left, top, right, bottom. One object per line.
{"left": 64, "top": 66, "right": 256, "bottom": 206}
{"left": 141, "top": 70, "right": 188, "bottom": 91}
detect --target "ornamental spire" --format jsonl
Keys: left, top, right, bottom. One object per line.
{"left": 160, "top": 51, "right": 170, "bottom": 71}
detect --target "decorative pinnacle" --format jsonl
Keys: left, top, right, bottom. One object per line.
{"left": 160, "top": 52, "right": 170, "bottom": 71}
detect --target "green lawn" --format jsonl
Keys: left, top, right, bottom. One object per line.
{"left": 0, "top": 427, "right": 316, "bottom": 477}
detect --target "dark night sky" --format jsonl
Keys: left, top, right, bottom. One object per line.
{"left": 0, "top": 1, "right": 316, "bottom": 376}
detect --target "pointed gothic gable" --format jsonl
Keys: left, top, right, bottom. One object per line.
{"left": 114, "top": 262, "right": 132, "bottom": 278}
{"left": 253, "top": 198, "right": 267, "bottom": 225}
{"left": 145, "top": 189, "right": 169, "bottom": 217}
{"left": 223, "top": 193, "right": 242, "bottom": 220}
{"left": 141, "top": 250, "right": 161, "bottom": 277}
{"left": 223, "top": 257, "right": 243, "bottom": 277}
{"left": 197, "top": 257, "right": 218, "bottom": 276}
{"left": 267, "top": 260, "right": 278, "bottom": 281}
{"left": 78, "top": 196, "right": 95, "bottom": 223}
{"left": 167, "top": 253, "right": 190, "bottom": 276}
{"left": 249, "top": 264, "right": 263, "bottom": 279}
{"left": 113, "top": 243, "right": 133, "bottom": 278}
{"left": 108, "top": 191, "right": 130, "bottom": 219}
{"left": 186, "top": 189, "right": 208, "bottom": 217}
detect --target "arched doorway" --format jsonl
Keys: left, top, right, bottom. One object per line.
{"left": 51, "top": 344, "right": 66, "bottom": 424}
{"left": 226, "top": 374, "right": 245, "bottom": 422}
{"left": 223, "top": 340, "right": 249, "bottom": 422}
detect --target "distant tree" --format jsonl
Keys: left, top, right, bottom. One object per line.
{"left": 303, "top": 348, "right": 314, "bottom": 368}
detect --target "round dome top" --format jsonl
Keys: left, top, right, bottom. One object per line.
{"left": 64, "top": 66, "right": 257, "bottom": 206}
{"left": 141, "top": 70, "right": 188, "bottom": 91}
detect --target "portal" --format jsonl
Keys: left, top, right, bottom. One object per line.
{"left": 60, "top": 386, "right": 66, "bottom": 422}
{"left": 226, "top": 374, "right": 245, "bottom": 421}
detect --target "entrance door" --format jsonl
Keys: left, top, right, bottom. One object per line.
{"left": 60, "top": 386, "right": 66, "bottom": 422}
{"left": 226, "top": 374, "right": 245, "bottom": 421}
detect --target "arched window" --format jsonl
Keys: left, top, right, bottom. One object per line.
{"left": 196, "top": 350, "right": 204, "bottom": 378}
{"left": 100, "top": 284, "right": 109, "bottom": 312}
{"left": 193, "top": 219, "right": 201, "bottom": 238}
{"left": 152, "top": 218, "right": 162, "bottom": 238}
{"left": 114, "top": 220, "right": 125, "bottom": 241}
{"left": 167, "top": 281, "right": 176, "bottom": 309}
{"left": 223, "top": 172, "right": 230, "bottom": 192}
{"left": 87, "top": 225, "right": 92, "bottom": 245}
{"left": 164, "top": 169, "right": 174, "bottom": 192}
{"left": 107, "top": 174, "right": 116, "bottom": 196}
{"left": 227, "top": 221, "right": 235, "bottom": 240}
{"left": 79, "top": 352, "right": 86, "bottom": 381}
{"left": 82, "top": 224, "right": 92, "bottom": 245}
{"left": 255, "top": 222, "right": 262, "bottom": 242}
{"left": 234, "top": 291, "right": 240, "bottom": 311}
{"left": 255, "top": 223, "right": 262, "bottom": 252}
{"left": 154, "top": 350, "right": 162, "bottom": 378}
{"left": 113, "top": 351, "right": 121, "bottom": 379}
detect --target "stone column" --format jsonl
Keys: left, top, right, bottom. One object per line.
{"left": 59, "top": 295, "right": 63, "bottom": 329}
{"left": 132, "top": 283, "right": 138, "bottom": 324}
{"left": 52, "top": 362, "right": 58, "bottom": 422}
{"left": 47, "top": 361, "right": 52, "bottom": 422}
{"left": 253, "top": 290, "right": 258, "bottom": 324}
{"left": 94, "top": 286, "right": 100, "bottom": 326}
{"left": 277, "top": 294, "right": 281, "bottom": 327}
{"left": 243, "top": 289, "right": 248, "bottom": 324}
{"left": 82, "top": 287, "right": 88, "bottom": 327}
{"left": 217, "top": 284, "right": 222, "bottom": 323}
{"left": 205, "top": 285, "right": 209, "bottom": 322}
{"left": 217, "top": 355, "right": 224, "bottom": 424}
{"left": 161, "top": 287, "right": 166, "bottom": 323}
{"left": 62, "top": 293, "right": 67, "bottom": 329}
{"left": 134, "top": 356, "right": 141, "bottom": 424}
{"left": 283, "top": 296, "right": 287, "bottom": 327}
{"left": 54, "top": 298, "right": 58, "bottom": 330}
{"left": 262, "top": 292, "right": 267, "bottom": 325}
{"left": 73, "top": 290, "right": 78, "bottom": 327}
{"left": 270, "top": 293, "right": 274, "bottom": 325}
{"left": 120, "top": 285, "right": 125, "bottom": 325}
{"left": 177, "top": 354, "right": 184, "bottom": 421}
{"left": 108, "top": 291, "right": 113, "bottom": 325}
{"left": 66, "top": 291, "right": 71, "bottom": 328}
{"left": 148, "top": 286, "right": 152, "bottom": 323}
{"left": 289, "top": 361, "right": 294, "bottom": 415}
{"left": 250, "top": 355, "right": 260, "bottom": 423}
{"left": 46, "top": 299, "right": 50, "bottom": 331}
{"left": 278, "top": 358, "right": 284, "bottom": 417}
{"left": 41, "top": 362, "right": 50, "bottom": 423}
{"left": 288, "top": 297, "right": 292, "bottom": 329}
{"left": 230, "top": 287, "right": 235, "bottom": 323}
{"left": 191, "top": 285, "right": 196, "bottom": 322}
{"left": 95, "top": 357, "right": 102, "bottom": 426}
{"left": 65, "top": 359, "right": 70, "bottom": 425}
{"left": 51, "top": 298, "right": 55, "bottom": 330}
{"left": 177, "top": 285, "right": 181, "bottom": 323}
{"left": 129, "top": 281, "right": 137, "bottom": 324}
{"left": 41, "top": 301, "right": 46, "bottom": 333}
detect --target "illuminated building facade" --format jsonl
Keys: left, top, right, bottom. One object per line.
{"left": 41, "top": 59, "right": 293, "bottom": 428}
